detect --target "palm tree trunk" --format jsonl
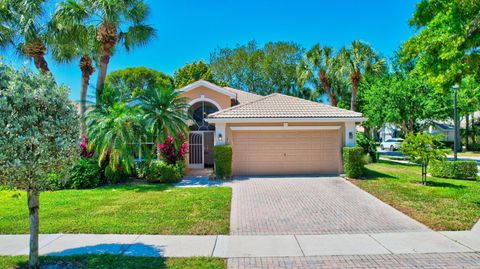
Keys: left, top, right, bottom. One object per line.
{"left": 318, "top": 71, "right": 337, "bottom": 106}
{"left": 32, "top": 55, "right": 50, "bottom": 74}
{"left": 350, "top": 80, "right": 359, "bottom": 111}
{"left": 95, "top": 49, "right": 110, "bottom": 107}
{"left": 79, "top": 56, "right": 95, "bottom": 134}
{"left": 27, "top": 189, "right": 40, "bottom": 269}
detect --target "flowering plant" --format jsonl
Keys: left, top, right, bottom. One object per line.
{"left": 80, "top": 134, "right": 94, "bottom": 158}
{"left": 158, "top": 133, "right": 188, "bottom": 164}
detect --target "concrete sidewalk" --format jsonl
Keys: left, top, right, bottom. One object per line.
{"left": 1, "top": 231, "right": 478, "bottom": 258}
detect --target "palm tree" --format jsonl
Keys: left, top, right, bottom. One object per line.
{"left": 54, "top": 0, "right": 156, "bottom": 106}
{"left": 0, "top": 0, "right": 51, "bottom": 73}
{"left": 49, "top": 16, "right": 99, "bottom": 134}
{"left": 138, "top": 87, "right": 190, "bottom": 159}
{"left": 297, "top": 44, "right": 339, "bottom": 106}
{"left": 338, "top": 41, "right": 386, "bottom": 111}
{"left": 87, "top": 102, "right": 144, "bottom": 173}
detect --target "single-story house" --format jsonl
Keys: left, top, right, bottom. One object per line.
{"left": 179, "top": 80, "right": 364, "bottom": 176}
{"left": 425, "top": 122, "right": 455, "bottom": 142}
{"left": 377, "top": 124, "right": 401, "bottom": 142}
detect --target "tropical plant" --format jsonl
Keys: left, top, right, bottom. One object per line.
{"left": 0, "top": 62, "right": 79, "bottom": 268}
{"left": 138, "top": 87, "right": 190, "bottom": 159}
{"left": 158, "top": 134, "right": 188, "bottom": 165}
{"left": 400, "top": 132, "right": 446, "bottom": 185}
{"left": 338, "top": 41, "right": 386, "bottom": 111}
{"left": 49, "top": 12, "right": 100, "bottom": 134}
{"left": 87, "top": 102, "right": 145, "bottom": 174}
{"left": 297, "top": 44, "right": 339, "bottom": 106}
{"left": 0, "top": 0, "right": 51, "bottom": 73}
{"left": 54, "top": 0, "right": 156, "bottom": 106}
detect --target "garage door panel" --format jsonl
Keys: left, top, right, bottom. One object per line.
{"left": 232, "top": 130, "right": 341, "bottom": 176}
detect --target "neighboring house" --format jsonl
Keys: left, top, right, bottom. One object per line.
{"left": 178, "top": 80, "right": 364, "bottom": 176}
{"left": 425, "top": 122, "right": 455, "bottom": 142}
{"left": 377, "top": 124, "right": 400, "bottom": 142}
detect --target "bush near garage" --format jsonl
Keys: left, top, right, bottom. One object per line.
{"left": 430, "top": 160, "right": 478, "bottom": 180}
{"left": 343, "top": 147, "right": 365, "bottom": 178}
{"left": 213, "top": 145, "right": 232, "bottom": 179}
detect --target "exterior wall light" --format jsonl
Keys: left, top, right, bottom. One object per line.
{"left": 218, "top": 133, "right": 223, "bottom": 141}
{"left": 348, "top": 132, "right": 353, "bottom": 140}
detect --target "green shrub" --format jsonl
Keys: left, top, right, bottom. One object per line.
{"left": 46, "top": 173, "right": 64, "bottom": 190}
{"left": 159, "top": 161, "right": 184, "bottom": 183}
{"left": 68, "top": 158, "right": 101, "bottom": 189}
{"left": 104, "top": 165, "right": 129, "bottom": 184}
{"left": 147, "top": 160, "right": 163, "bottom": 181}
{"left": 357, "top": 132, "right": 378, "bottom": 163}
{"left": 430, "top": 160, "right": 478, "bottom": 180}
{"left": 467, "top": 143, "right": 480, "bottom": 151}
{"left": 343, "top": 147, "right": 365, "bottom": 178}
{"left": 213, "top": 145, "right": 232, "bottom": 179}
{"left": 135, "top": 160, "right": 150, "bottom": 179}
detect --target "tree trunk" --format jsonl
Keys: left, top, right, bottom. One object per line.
{"left": 350, "top": 80, "right": 359, "bottom": 111}
{"left": 32, "top": 55, "right": 50, "bottom": 74}
{"left": 466, "top": 114, "right": 470, "bottom": 150}
{"left": 350, "top": 71, "right": 361, "bottom": 111}
{"left": 95, "top": 50, "right": 110, "bottom": 107}
{"left": 318, "top": 70, "right": 337, "bottom": 106}
{"left": 27, "top": 190, "right": 40, "bottom": 269}
{"left": 472, "top": 113, "right": 476, "bottom": 144}
{"left": 79, "top": 56, "right": 95, "bottom": 134}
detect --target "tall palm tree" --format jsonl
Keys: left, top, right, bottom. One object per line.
{"left": 297, "top": 44, "right": 339, "bottom": 106}
{"left": 338, "top": 41, "right": 386, "bottom": 111}
{"left": 49, "top": 16, "right": 99, "bottom": 134}
{"left": 87, "top": 102, "right": 144, "bottom": 173}
{"left": 0, "top": 0, "right": 51, "bottom": 73}
{"left": 55, "top": 0, "right": 156, "bottom": 106}
{"left": 138, "top": 87, "right": 190, "bottom": 159}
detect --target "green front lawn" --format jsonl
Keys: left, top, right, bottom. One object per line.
{"left": 0, "top": 184, "right": 231, "bottom": 235}
{"left": 350, "top": 161, "right": 480, "bottom": 231}
{"left": 0, "top": 255, "right": 225, "bottom": 269}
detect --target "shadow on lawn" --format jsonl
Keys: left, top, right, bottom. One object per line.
{"left": 363, "top": 167, "right": 397, "bottom": 180}
{"left": 426, "top": 181, "right": 466, "bottom": 189}
{"left": 7, "top": 244, "right": 170, "bottom": 268}
{"left": 99, "top": 184, "right": 171, "bottom": 193}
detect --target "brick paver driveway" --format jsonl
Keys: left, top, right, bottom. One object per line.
{"left": 229, "top": 177, "right": 429, "bottom": 235}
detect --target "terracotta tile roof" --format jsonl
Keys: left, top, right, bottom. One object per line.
{"left": 224, "top": 87, "right": 263, "bottom": 104}
{"left": 208, "top": 93, "right": 363, "bottom": 119}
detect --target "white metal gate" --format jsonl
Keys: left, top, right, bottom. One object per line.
{"left": 188, "top": 132, "right": 204, "bottom": 168}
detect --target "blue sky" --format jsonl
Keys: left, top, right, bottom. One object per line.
{"left": 3, "top": 0, "right": 419, "bottom": 101}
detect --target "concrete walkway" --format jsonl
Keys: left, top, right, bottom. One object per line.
{"left": 1, "top": 231, "right": 479, "bottom": 258}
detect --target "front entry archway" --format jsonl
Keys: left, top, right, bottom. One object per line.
{"left": 188, "top": 101, "right": 219, "bottom": 168}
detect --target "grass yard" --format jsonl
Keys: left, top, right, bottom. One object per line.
{"left": 350, "top": 161, "right": 480, "bottom": 231}
{"left": 0, "top": 184, "right": 231, "bottom": 235}
{"left": 0, "top": 255, "right": 225, "bottom": 269}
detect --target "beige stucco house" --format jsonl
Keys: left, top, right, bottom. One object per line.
{"left": 179, "top": 80, "right": 364, "bottom": 176}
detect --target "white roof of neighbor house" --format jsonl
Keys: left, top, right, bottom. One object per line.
{"left": 208, "top": 93, "right": 363, "bottom": 119}
{"left": 224, "top": 87, "right": 263, "bottom": 104}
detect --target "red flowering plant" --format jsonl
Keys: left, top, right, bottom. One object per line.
{"left": 158, "top": 133, "right": 188, "bottom": 164}
{"left": 80, "top": 134, "right": 94, "bottom": 158}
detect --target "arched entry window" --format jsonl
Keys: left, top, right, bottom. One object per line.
{"left": 189, "top": 101, "right": 219, "bottom": 131}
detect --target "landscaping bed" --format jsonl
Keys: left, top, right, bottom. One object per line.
{"left": 0, "top": 255, "right": 226, "bottom": 269}
{"left": 349, "top": 160, "right": 480, "bottom": 231}
{"left": 0, "top": 184, "right": 231, "bottom": 235}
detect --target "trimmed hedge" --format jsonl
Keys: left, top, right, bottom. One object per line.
{"left": 214, "top": 145, "right": 232, "bottom": 179}
{"left": 430, "top": 160, "right": 478, "bottom": 180}
{"left": 343, "top": 147, "right": 365, "bottom": 178}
